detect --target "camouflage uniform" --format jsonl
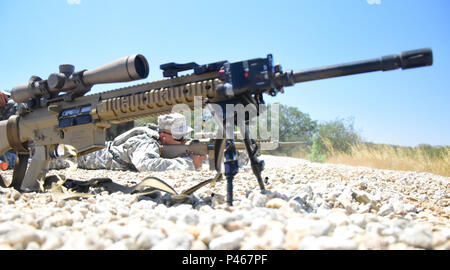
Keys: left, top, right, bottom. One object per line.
{"left": 76, "top": 126, "right": 194, "bottom": 171}
{"left": 50, "top": 113, "right": 196, "bottom": 172}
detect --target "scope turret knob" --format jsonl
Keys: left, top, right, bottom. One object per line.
{"left": 274, "top": 64, "right": 282, "bottom": 73}
{"left": 59, "top": 64, "right": 75, "bottom": 76}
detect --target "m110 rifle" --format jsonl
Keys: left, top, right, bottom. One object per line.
{"left": 0, "top": 49, "right": 433, "bottom": 205}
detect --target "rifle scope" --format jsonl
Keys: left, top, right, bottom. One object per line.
{"left": 11, "top": 54, "right": 149, "bottom": 103}
{"left": 284, "top": 48, "right": 433, "bottom": 85}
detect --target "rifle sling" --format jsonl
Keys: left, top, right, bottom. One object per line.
{"left": 2, "top": 168, "right": 223, "bottom": 204}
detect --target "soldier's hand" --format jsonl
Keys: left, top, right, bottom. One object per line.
{"left": 191, "top": 154, "right": 206, "bottom": 170}
{"left": 0, "top": 92, "right": 8, "bottom": 107}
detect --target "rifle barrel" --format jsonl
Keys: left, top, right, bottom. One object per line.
{"left": 291, "top": 48, "right": 432, "bottom": 84}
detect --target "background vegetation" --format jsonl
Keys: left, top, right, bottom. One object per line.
{"left": 267, "top": 104, "right": 449, "bottom": 177}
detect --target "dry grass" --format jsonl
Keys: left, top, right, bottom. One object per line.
{"left": 324, "top": 142, "right": 450, "bottom": 177}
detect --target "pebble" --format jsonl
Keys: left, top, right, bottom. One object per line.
{"left": 349, "top": 214, "right": 367, "bottom": 228}
{"left": 209, "top": 230, "right": 246, "bottom": 250}
{"left": 151, "top": 232, "right": 192, "bottom": 250}
{"left": 378, "top": 203, "right": 394, "bottom": 216}
{"left": 319, "top": 236, "right": 358, "bottom": 250}
{"left": 265, "top": 198, "right": 288, "bottom": 209}
{"left": 299, "top": 235, "right": 358, "bottom": 250}
{"left": 135, "top": 230, "right": 165, "bottom": 249}
{"left": 262, "top": 228, "right": 285, "bottom": 249}
{"left": 355, "top": 191, "right": 371, "bottom": 204}
{"left": 288, "top": 197, "right": 309, "bottom": 213}
{"left": 326, "top": 210, "right": 350, "bottom": 227}
{"left": 286, "top": 218, "right": 333, "bottom": 236}
{"left": 399, "top": 226, "right": 433, "bottom": 249}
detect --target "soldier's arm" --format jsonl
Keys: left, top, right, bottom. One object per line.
{"left": 126, "top": 137, "right": 195, "bottom": 172}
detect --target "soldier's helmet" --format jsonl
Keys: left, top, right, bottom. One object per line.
{"left": 158, "top": 113, "right": 193, "bottom": 140}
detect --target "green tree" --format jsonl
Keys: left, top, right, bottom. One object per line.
{"left": 264, "top": 104, "right": 317, "bottom": 156}
{"left": 272, "top": 103, "right": 317, "bottom": 142}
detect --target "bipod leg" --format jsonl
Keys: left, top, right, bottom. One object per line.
{"left": 224, "top": 140, "right": 239, "bottom": 206}
{"left": 239, "top": 124, "right": 266, "bottom": 192}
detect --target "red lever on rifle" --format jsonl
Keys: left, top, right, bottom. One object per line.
{"left": 0, "top": 162, "right": 8, "bottom": 171}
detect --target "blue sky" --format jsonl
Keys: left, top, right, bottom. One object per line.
{"left": 0, "top": 0, "right": 448, "bottom": 146}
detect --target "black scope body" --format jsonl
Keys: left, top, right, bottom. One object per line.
{"left": 11, "top": 54, "right": 149, "bottom": 103}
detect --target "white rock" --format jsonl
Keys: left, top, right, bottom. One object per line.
{"left": 197, "top": 224, "right": 213, "bottom": 244}
{"left": 349, "top": 214, "right": 366, "bottom": 228}
{"left": 177, "top": 210, "right": 200, "bottom": 226}
{"left": 354, "top": 190, "right": 371, "bottom": 204}
{"left": 319, "top": 236, "right": 358, "bottom": 250}
{"left": 5, "top": 229, "right": 42, "bottom": 250}
{"left": 250, "top": 218, "right": 267, "bottom": 236}
{"left": 357, "top": 203, "right": 372, "bottom": 214}
{"left": 265, "top": 198, "right": 287, "bottom": 209}
{"left": 8, "top": 189, "right": 21, "bottom": 201}
{"left": 399, "top": 226, "right": 433, "bottom": 249}
{"left": 210, "top": 210, "right": 233, "bottom": 225}
{"left": 316, "top": 206, "right": 331, "bottom": 217}
{"left": 403, "top": 203, "right": 417, "bottom": 213}
{"left": 298, "top": 236, "right": 321, "bottom": 250}
{"left": 326, "top": 210, "right": 350, "bottom": 227}
{"left": 378, "top": 203, "right": 394, "bottom": 216}
{"left": 262, "top": 228, "right": 285, "bottom": 249}
{"left": 41, "top": 233, "right": 63, "bottom": 250}
{"left": 191, "top": 239, "right": 208, "bottom": 250}
{"left": 366, "top": 222, "right": 388, "bottom": 235}
{"left": 26, "top": 241, "right": 40, "bottom": 250}
{"left": 135, "top": 230, "right": 165, "bottom": 249}
{"left": 106, "top": 241, "right": 128, "bottom": 250}
{"left": 333, "top": 225, "right": 363, "bottom": 239}
{"left": 250, "top": 192, "right": 269, "bottom": 207}
{"left": 286, "top": 218, "right": 333, "bottom": 237}
{"left": 151, "top": 232, "right": 192, "bottom": 250}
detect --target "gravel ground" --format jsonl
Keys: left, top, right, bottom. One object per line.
{"left": 0, "top": 155, "right": 448, "bottom": 250}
